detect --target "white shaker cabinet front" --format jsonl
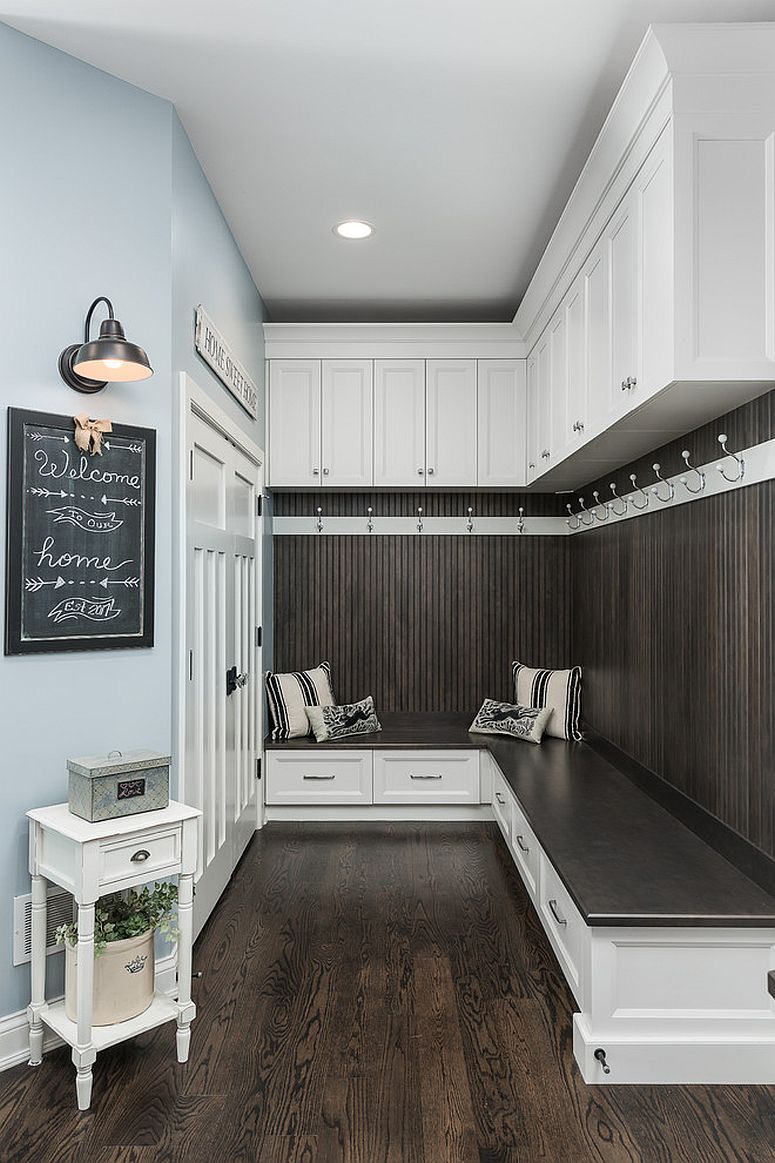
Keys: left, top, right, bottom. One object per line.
{"left": 477, "top": 359, "right": 526, "bottom": 487}
{"left": 321, "top": 360, "right": 373, "bottom": 487}
{"left": 374, "top": 359, "right": 426, "bottom": 487}
{"left": 426, "top": 360, "right": 477, "bottom": 486}
{"left": 268, "top": 360, "right": 321, "bottom": 487}
{"left": 607, "top": 190, "right": 639, "bottom": 424}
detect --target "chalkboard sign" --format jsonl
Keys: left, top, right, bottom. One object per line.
{"left": 5, "top": 408, "right": 155, "bottom": 654}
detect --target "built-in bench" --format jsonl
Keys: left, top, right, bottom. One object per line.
{"left": 265, "top": 713, "right": 775, "bottom": 1085}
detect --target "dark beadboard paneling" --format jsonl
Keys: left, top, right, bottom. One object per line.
{"left": 573, "top": 466, "right": 775, "bottom": 861}
{"left": 273, "top": 491, "right": 567, "bottom": 517}
{"left": 274, "top": 535, "right": 572, "bottom": 713}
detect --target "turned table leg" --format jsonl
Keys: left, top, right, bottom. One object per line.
{"left": 72, "top": 901, "right": 97, "bottom": 1111}
{"left": 27, "top": 874, "right": 47, "bottom": 1067}
{"left": 175, "top": 871, "right": 196, "bottom": 1063}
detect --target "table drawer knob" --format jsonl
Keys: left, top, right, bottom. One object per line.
{"left": 130, "top": 849, "right": 151, "bottom": 863}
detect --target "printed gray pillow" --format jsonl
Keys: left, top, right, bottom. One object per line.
{"left": 305, "top": 695, "right": 382, "bottom": 743}
{"left": 469, "top": 698, "right": 552, "bottom": 744}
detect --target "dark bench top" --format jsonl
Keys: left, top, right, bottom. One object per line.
{"left": 266, "top": 712, "right": 775, "bottom": 929}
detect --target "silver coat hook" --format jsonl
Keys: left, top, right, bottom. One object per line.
{"left": 367, "top": 506, "right": 374, "bottom": 533}
{"left": 517, "top": 506, "right": 525, "bottom": 534}
{"left": 577, "top": 497, "right": 595, "bottom": 527}
{"left": 680, "top": 450, "right": 705, "bottom": 494}
{"left": 651, "top": 463, "right": 675, "bottom": 503}
{"left": 316, "top": 506, "right": 324, "bottom": 533}
{"left": 717, "top": 433, "right": 745, "bottom": 483}
{"left": 466, "top": 506, "right": 474, "bottom": 533}
{"left": 592, "top": 490, "right": 610, "bottom": 521}
{"left": 628, "top": 473, "right": 649, "bottom": 510}
{"left": 609, "top": 482, "right": 628, "bottom": 517}
{"left": 417, "top": 506, "right": 423, "bottom": 534}
{"left": 565, "top": 503, "right": 580, "bottom": 532}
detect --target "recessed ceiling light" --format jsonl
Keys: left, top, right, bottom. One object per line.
{"left": 334, "top": 220, "right": 374, "bottom": 240}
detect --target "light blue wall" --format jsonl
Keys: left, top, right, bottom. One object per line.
{"left": 0, "top": 23, "right": 270, "bottom": 1018}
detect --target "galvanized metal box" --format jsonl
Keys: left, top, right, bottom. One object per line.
{"left": 67, "top": 750, "right": 170, "bottom": 823}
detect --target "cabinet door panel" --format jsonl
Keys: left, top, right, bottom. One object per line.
{"left": 374, "top": 360, "right": 425, "bottom": 487}
{"left": 549, "top": 310, "right": 567, "bottom": 462}
{"left": 584, "top": 241, "right": 611, "bottom": 432}
{"left": 426, "top": 360, "right": 477, "bottom": 486}
{"left": 477, "top": 360, "right": 526, "bottom": 487}
{"left": 321, "top": 360, "right": 373, "bottom": 487}
{"left": 526, "top": 354, "right": 540, "bottom": 482}
{"left": 565, "top": 275, "right": 587, "bottom": 447}
{"left": 608, "top": 193, "right": 639, "bottom": 418}
{"left": 535, "top": 335, "right": 552, "bottom": 471}
{"left": 268, "top": 360, "right": 321, "bottom": 487}
{"left": 638, "top": 132, "right": 673, "bottom": 402}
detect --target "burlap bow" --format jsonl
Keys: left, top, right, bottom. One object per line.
{"left": 73, "top": 413, "right": 113, "bottom": 456}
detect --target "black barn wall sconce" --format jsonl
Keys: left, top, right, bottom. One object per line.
{"left": 58, "top": 296, "right": 153, "bottom": 394}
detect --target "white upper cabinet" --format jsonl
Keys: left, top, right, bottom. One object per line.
{"left": 321, "top": 360, "right": 373, "bottom": 487}
{"left": 426, "top": 360, "right": 477, "bottom": 486}
{"left": 268, "top": 360, "right": 321, "bottom": 487}
{"left": 607, "top": 189, "right": 639, "bottom": 422}
{"left": 374, "top": 359, "right": 426, "bottom": 487}
{"left": 564, "top": 274, "right": 587, "bottom": 450}
{"left": 583, "top": 238, "right": 611, "bottom": 434}
{"left": 477, "top": 360, "right": 526, "bottom": 488}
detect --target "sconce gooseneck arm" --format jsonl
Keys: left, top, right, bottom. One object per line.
{"left": 83, "top": 297, "right": 115, "bottom": 343}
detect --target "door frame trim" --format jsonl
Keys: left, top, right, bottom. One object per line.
{"left": 173, "top": 372, "right": 266, "bottom": 832}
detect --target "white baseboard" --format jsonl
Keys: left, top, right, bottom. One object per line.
{"left": 0, "top": 951, "right": 177, "bottom": 1074}
{"left": 264, "top": 804, "right": 494, "bottom": 823}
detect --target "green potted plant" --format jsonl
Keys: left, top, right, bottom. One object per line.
{"left": 56, "top": 882, "right": 178, "bottom": 1026}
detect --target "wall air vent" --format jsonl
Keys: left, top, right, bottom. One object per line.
{"left": 13, "top": 886, "right": 75, "bottom": 966}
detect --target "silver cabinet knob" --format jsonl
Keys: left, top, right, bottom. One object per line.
{"left": 528, "top": 461, "right": 536, "bottom": 469}
{"left": 322, "top": 468, "right": 330, "bottom": 476}
{"left": 577, "top": 420, "right": 585, "bottom": 432}
{"left": 621, "top": 380, "right": 627, "bottom": 391}
{"left": 427, "top": 467, "right": 435, "bottom": 475}
{"left": 628, "top": 376, "right": 637, "bottom": 388}
{"left": 130, "top": 849, "right": 150, "bottom": 863}
{"left": 417, "top": 468, "right": 424, "bottom": 475}
{"left": 312, "top": 468, "right": 320, "bottom": 475}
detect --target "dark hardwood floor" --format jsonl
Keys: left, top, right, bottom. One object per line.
{"left": 2, "top": 823, "right": 775, "bottom": 1162}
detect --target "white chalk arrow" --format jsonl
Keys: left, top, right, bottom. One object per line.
{"left": 100, "top": 494, "right": 141, "bottom": 508}
{"left": 28, "top": 487, "right": 70, "bottom": 499}
{"left": 99, "top": 576, "right": 141, "bottom": 589}
{"left": 103, "top": 441, "right": 142, "bottom": 454}
{"left": 24, "top": 576, "right": 67, "bottom": 592}
{"left": 28, "top": 433, "right": 69, "bottom": 444}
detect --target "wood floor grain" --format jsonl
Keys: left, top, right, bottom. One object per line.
{"left": 2, "top": 823, "right": 774, "bottom": 1163}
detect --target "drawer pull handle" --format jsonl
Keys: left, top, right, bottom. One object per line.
{"left": 495, "top": 792, "right": 506, "bottom": 804}
{"left": 515, "top": 835, "right": 530, "bottom": 854}
{"left": 548, "top": 898, "right": 567, "bottom": 926}
{"left": 130, "top": 849, "right": 151, "bottom": 863}
{"left": 303, "top": 774, "right": 336, "bottom": 781}
{"left": 409, "top": 774, "right": 443, "bottom": 780}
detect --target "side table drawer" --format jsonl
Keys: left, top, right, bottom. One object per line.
{"left": 373, "top": 750, "right": 480, "bottom": 804}
{"left": 99, "top": 826, "right": 182, "bottom": 888}
{"left": 265, "top": 752, "right": 373, "bottom": 805}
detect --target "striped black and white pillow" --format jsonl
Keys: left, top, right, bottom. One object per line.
{"left": 511, "top": 661, "right": 582, "bottom": 741}
{"left": 265, "top": 661, "right": 335, "bottom": 740}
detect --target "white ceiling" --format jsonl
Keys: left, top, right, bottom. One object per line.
{"left": 4, "top": 0, "right": 775, "bottom": 323}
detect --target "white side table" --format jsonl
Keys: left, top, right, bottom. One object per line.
{"left": 26, "top": 800, "right": 201, "bottom": 1111}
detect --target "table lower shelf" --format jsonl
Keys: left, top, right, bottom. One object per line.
{"left": 39, "top": 994, "right": 179, "bottom": 1052}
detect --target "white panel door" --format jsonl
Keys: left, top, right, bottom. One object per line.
{"left": 186, "top": 412, "right": 261, "bottom": 937}
{"left": 477, "top": 360, "right": 526, "bottom": 487}
{"left": 268, "top": 360, "right": 321, "bottom": 486}
{"left": 565, "top": 273, "right": 587, "bottom": 448}
{"left": 374, "top": 359, "right": 426, "bottom": 486}
{"left": 426, "top": 359, "right": 477, "bottom": 486}
{"left": 321, "top": 359, "right": 373, "bottom": 487}
{"left": 607, "top": 192, "right": 639, "bottom": 420}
